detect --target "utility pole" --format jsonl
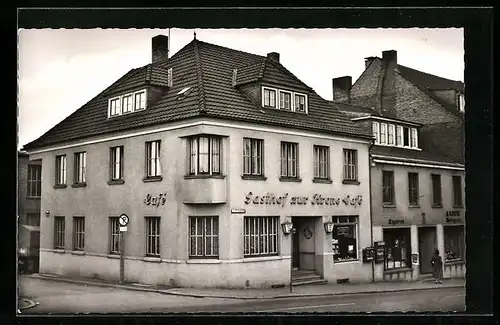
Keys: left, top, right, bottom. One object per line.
{"left": 119, "top": 229, "right": 124, "bottom": 284}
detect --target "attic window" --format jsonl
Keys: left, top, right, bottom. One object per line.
{"left": 373, "top": 121, "right": 419, "bottom": 149}
{"left": 177, "top": 87, "right": 191, "bottom": 100}
{"left": 108, "top": 89, "right": 147, "bottom": 118}
{"left": 261, "top": 86, "right": 308, "bottom": 114}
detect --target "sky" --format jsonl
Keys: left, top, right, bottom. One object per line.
{"left": 17, "top": 28, "right": 464, "bottom": 150}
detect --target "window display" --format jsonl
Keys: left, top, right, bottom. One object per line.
{"left": 444, "top": 225, "right": 465, "bottom": 262}
{"left": 332, "top": 216, "right": 358, "bottom": 262}
{"left": 383, "top": 228, "right": 411, "bottom": 269}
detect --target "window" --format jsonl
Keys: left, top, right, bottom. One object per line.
{"left": 134, "top": 91, "right": 146, "bottom": 111}
{"left": 109, "top": 217, "right": 120, "bottom": 254}
{"left": 403, "top": 127, "right": 410, "bottom": 146}
{"left": 410, "top": 128, "right": 418, "bottom": 148}
{"left": 396, "top": 126, "right": 403, "bottom": 147}
{"left": 27, "top": 165, "right": 41, "bottom": 197}
{"left": 109, "top": 97, "right": 121, "bottom": 116}
{"left": 458, "top": 93, "right": 465, "bottom": 112}
{"left": 343, "top": 149, "right": 357, "bottom": 181}
{"left": 279, "top": 91, "right": 292, "bottom": 110}
{"left": 189, "top": 216, "right": 219, "bottom": 258}
{"left": 188, "top": 135, "right": 222, "bottom": 175}
{"left": 388, "top": 124, "right": 395, "bottom": 145}
{"left": 408, "top": 172, "right": 419, "bottom": 206}
{"left": 244, "top": 216, "right": 279, "bottom": 257}
{"left": 145, "top": 141, "right": 161, "bottom": 178}
{"left": 74, "top": 152, "right": 87, "bottom": 184}
{"left": 122, "top": 94, "right": 133, "bottom": 114}
{"left": 431, "top": 174, "right": 442, "bottom": 207}
{"left": 110, "top": 146, "right": 124, "bottom": 181}
{"left": 382, "top": 170, "right": 395, "bottom": 205}
{"left": 295, "top": 94, "right": 306, "bottom": 112}
{"left": 145, "top": 217, "right": 161, "bottom": 257}
{"left": 332, "top": 216, "right": 358, "bottom": 262}
{"left": 263, "top": 88, "right": 276, "bottom": 108}
{"left": 452, "top": 176, "right": 463, "bottom": 207}
{"left": 26, "top": 213, "right": 40, "bottom": 227}
{"left": 54, "top": 217, "right": 65, "bottom": 249}
{"left": 380, "top": 123, "right": 387, "bottom": 144}
{"left": 372, "top": 122, "right": 380, "bottom": 144}
{"left": 384, "top": 228, "right": 411, "bottom": 270}
{"left": 243, "top": 138, "right": 264, "bottom": 176}
{"left": 73, "top": 217, "right": 85, "bottom": 251}
{"left": 280, "top": 142, "right": 298, "bottom": 178}
{"left": 55, "top": 155, "right": 67, "bottom": 185}
{"left": 313, "top": 145, "right": 330, "bottom": 180}
{"left": 444, "top": 226, "right": 465, "bottom": 261}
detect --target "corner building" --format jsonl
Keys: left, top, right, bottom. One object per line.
{"left": 24, "top": 35, "right": 374, "bottom": 288}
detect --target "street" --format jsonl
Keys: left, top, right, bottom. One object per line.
{"left": 19, "top": 276, "right": 465, "bottom": 314}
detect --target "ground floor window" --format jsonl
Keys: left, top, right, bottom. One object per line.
{"left": 54, "top": 217, "right": 65, "bottom": 249}
{"left": 189, "top": 216, "right": 219, "bottom": 258}
{"left": 383, "top": 228, "right": 411, "bottom": 270}
{"left": 332, "top": 216, "right": 358, "bottom": 262}
{"left": 244, "top": 216, "right": 279, "bottom": 257}
{"left": 109, "top": 217, "right": 120, "bottom": 254}
{"left": 72, "top": 217, "right": 85, "bottom": 251}
{"left": 145, "top": 217, "right": 161, "bottom": 257}
{"left": 444, "top": 225, "right": 465, "bottom": 262}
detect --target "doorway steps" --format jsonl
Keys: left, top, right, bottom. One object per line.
{"left": 291, "top": 269, "right": 327, "bottom": 286}
{"left": 419, "top": 273, "right": 436, "bottom": 283}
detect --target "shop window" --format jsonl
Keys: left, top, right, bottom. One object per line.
{"left": 243, "top": 216, "right": 279, "bottom": 257}
{"left": 145, "top": 140, "right": 162, "bottom": 178}
{"left": 55, "top": 155, "right": 67, "bottom": 186}
{"left": 242, "top": 138, "right": 264, "bottom": 177}
{"left": 280, "top": 142, "right": 299, "bottom": 179}
{"left": 145, "top": 217, "right": 161, "bottom": 257}
{"left": 188, "top": 135, "right": 222, "bottom": 176}
{"left": 431, "top": 174, "right": 442, "bottom": 207}
{"left": 54, "top": 217, "right": 65, "bottom": 249}
{"left": 313, "top": 145, "right": 330, "bottom": 180}
{"left": 189, "top": 216, "right": 219, "bottom": 258}
{"left": 444, "top": 225, "right": 465, "bottom": 262}
{"left": 74, "top": 152, "right": 87, "bottom": 184}
{"left": 72, "top": 217, "right": 85, "bottom": 251}
{"left": 27, "top": 165, "right": 41, "bottom": 198}
{"left": 383, "top": 228, "right": 411, "bottom": 270}
{"left": 382, "top": 170, "right": 395, "bottom": 205}
{"left": 332, "top": 216, "right": 358, "bottom": 262}
{"left": 109, "top": 217, "right": 120, "bottom": 254}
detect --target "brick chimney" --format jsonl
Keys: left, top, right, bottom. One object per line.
{"left": 364, "top": 56, "right": 377, "bottom": 69}
{"left": 267, "top": 52, "right": 280, "bottom": 62}
{"left": 152, "top": 35, "right": 169, "bottom": 64}
{"left": 332, "top": 76, "right": 352, "bottom": 102}
{"left": 381, "top": 50, "right": 398, "bottom": 117}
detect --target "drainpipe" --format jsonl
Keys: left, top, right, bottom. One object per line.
{"left": 368, "top": 137, "right": 375, "bottom": 283}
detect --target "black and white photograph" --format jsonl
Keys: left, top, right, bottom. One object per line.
{"left": 17, "top": 25, "right": 468, "bottom": 314}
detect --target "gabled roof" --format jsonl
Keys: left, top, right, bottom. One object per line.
{"left": 397, "top": 65, "right": 464, "bottom": 92}
{"left": 103, "top": 64, "right": 171, "bottom": 96}
{"left": 23, "top": 39, "right": 370, "bottom": 151}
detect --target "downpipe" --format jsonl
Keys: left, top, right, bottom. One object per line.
{"left": 368, "top": 138, "right": 375, "bottom": 283}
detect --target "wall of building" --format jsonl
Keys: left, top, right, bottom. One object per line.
{"left": 18, "top": 155, "right": 42, "bottom": 224}
{"left": 31, "top": 118, "right": 373, "bottom": 288}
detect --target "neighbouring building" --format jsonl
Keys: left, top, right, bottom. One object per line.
{"left": 331, "top": 49, "right": 465, "bottom": 281}
{"left": 18, "top": 151, "right": 42, "bottom": 273}
{"left": 23, "top": 35, "right": 378, "bottom": 288}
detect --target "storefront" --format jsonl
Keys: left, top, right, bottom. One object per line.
{"left": 442, "top": 210, "right": 466, "bottom": 278}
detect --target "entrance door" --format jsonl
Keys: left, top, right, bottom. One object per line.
{"left": 292, "top": 222, "right": 300, "bottom": 269}
{"left": 418, "top": 227, "right": 437, "bottom": 274}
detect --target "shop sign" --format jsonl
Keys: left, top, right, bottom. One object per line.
{"left": 244, "top": 192, "right": 363, "bottom": 208}
{"left": 445, "top": 216, "right": 462, "bottom": 223}
{"left": 374, "top": 241, "right": 385, "bottom": 264}
{"left": 445, "top": 211, "right": 462, "bottom": 223}
{"left": 231, "top": 208, "right": 246, "bottom": 214}
{"left": 446, "top": 211, "right": 460, "bottom": 217}
{"left": 144, "top": 193, "right": 167, "bottom": 207}
{"left": 388, "top": 218, "right": 404, "bottom": 225}
{"left": 411, "top": 253, "right": 419, "bottom": 265}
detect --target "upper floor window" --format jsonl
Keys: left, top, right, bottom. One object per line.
{"left": 373, "top": 122, "right": 380, "bottom": 143}
{"left": 313, "top": 145, "right": 330, "bottom": 180}
{"left": 380, "top": 123, "right": 387, "bottom": 144}
{"left": 261, "top": 86, "right": 308, "bottom": 113}
{"left": 243, "top": 138, "right": 264, "bottom": 177}
{"left": 372, "top": 121, "right": 418, "bottom": 149}
{"left": 108, "top": 89, "right": 147, "bottom": 117}
{"left": 458, "top": 93, "right": 465, "bottom": 112}
{"left": 431, "top": 174, "right": 442, "bottom": 207}
{"left": 110, "top": 146, "right": 124, "bottom": 181}
{"left": 280, "top": 142, "right": 298, "bottom": 179}
{"left": 74, "top": 152, "right": 87, "bottom": 184}
{"left": 145, "top": 141, "right": 161, "bottom": 178}
{"left": 396, "top": 126, "right": 403, "bottom": 147}
{"left": 343, "top": 149, "right": 358, "bottom": 182}
{"left": 188, "top": 135, "right": 222, "bottom": 176}
{"left": 408, "top": 172, "right": 419, "bottom": 206}
{"left": 27, "top": 165, "right": 41, "bottom": 198}
{"left": 382, "top": 170, "right": 395, "bottom": 206}
{"left": 388, "top": 124, "right": 395, "bottom": 145}
{"left": 55, "top": 155, "right": 67, "bottom": 186}
{"left": 452, "top": 175, "right": 463, "bottom": 207}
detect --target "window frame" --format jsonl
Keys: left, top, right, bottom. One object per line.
{"left": 294, "top": 93, "right": 307, "bottom": 113}
{"left": 331, "top": 216, "right": 359, "bottom": 263}
{"left": 372, "top": 121, "right": 380, "bottom": 144}
{"left": 145, "top": 216, "right": 161, "bottom": 257}
{"left": 452, "top": 175, "right": 463, "bottom": 208}
{"left": 243, "top": 216, "right": 280, "bottom": 258}
{"left": 187, "top": 135, "right": 223, "bottom": 177}
{"left": 408, "top": 172, "right": 420, "bottom": 206}
{"left": 382, "top": 170, "right": 395, "bottom": 206}
{"left": 261, "top": 86, "right": 308, "bottom": 114}
{"left": 343, "top": 149, "right": 358, "bottom": 182}
{"left": 54, "top": 216, "right": 65, "bottom": 249}
{"left": 280, "top": 141, "right": 299, "bottom": 179}
{"left": 313, "top": 145, "right": 330, "bottom": 180}
{"left": 431, "top": 174, "right": 443, "bottom": 207}
{"left": 121, "top": 94, "right": 134, "bottom": 114}
{"left": 262, "top": 87, "right": 277, "bottom": 109}
{"left": 145, "top": 140, "right": 162, "bottom": 179}
{"left": 134, "top": 90, "right": 147, "bottom": 111}
{"left": 242, "top": 138, "right": 264, "bottom": 177}
{"left": 388, "top": 124, "right": 395, "bottom": 145}
{"left": 444, "top": 225, "right": 465, "bottom": 262}
{"left": 74, "top": 151, "right": 87, "bottom": 185}
{"left": 108, "top": 89, "right": 147, "bottom": 118}
{"left": 72, "top": 216, "right": 85, "bottom": 251}
{"left": 55, "top": 155, "right": 67, "bottom": 186}
{"left": 410, "top": 127, "right": 419, "bottom": 148}
{"left": 109, "top": 217, "right": 120, "bottom": 254}
{"left": 27, "top": 164, "right": 42, "bottom": 198}
{"left": 380, "top": 123, "right": 387, "bottom": 144}
{"left": 383, "top": 228, "right": 412, "bottom": 270}
{"left": 278, "top": 90, "right": 293, "bottom": 111}
{"left": 189, "top": 216, "right": 219, "bottom": 259}
{"left": 110, "top": 146, "right": 124, "bottom": 181}
{"left": 396, "top": 125, "right": 403, "bottom": 147}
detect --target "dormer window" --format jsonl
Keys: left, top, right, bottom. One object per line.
{"left": 261, "top": 86, "right": 308, "bottom": 114}
{"left": 108, "top": 89, "right": 147, "bottom": 118}
{"left": 372, "top": 121, "right": 419, "bottom": 149}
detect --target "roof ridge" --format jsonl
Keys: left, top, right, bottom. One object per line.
{"left": 398, "top": 64, "right": 464, "bottom": 84}
{"left": 195, "top": 39, "right": 266, "bottom": 60}
{"left": 193, "top": 40, "right": 206, "bottom": 113}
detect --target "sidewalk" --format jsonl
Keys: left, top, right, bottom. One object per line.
{"left": 24, "top": 273, "right": 464, "bottom": 300}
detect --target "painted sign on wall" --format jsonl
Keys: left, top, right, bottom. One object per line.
{"left": 244, "top": 192, "right": 363, "bottom": 208}
{"left": 144, "top": 193, "right": 167, "bottom": 207}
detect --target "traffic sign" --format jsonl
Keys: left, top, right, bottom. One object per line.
{"left": 119, "top": 226, "right": 128, "bottom": 232}
{"left": 119, "top": 214, "right": 129, "bottom": 226}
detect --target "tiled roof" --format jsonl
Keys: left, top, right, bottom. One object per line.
{"left": 104, "top": 64, "right": 171, "bottom": 96}
{"left": 23, "top": 39, "right": 371, "bottom": 151}
{"left": 397, "top": 65, "right": 464, "bottom": 92}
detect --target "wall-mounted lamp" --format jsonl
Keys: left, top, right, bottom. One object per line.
{"left": 281, "top": 220, "right": 293, "bottom": 235}
{"left": 45, "top": 210, "right": 50, "bottom": 218}
{"left": 324, "top": 221, "right": 334, "bottom": 233}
